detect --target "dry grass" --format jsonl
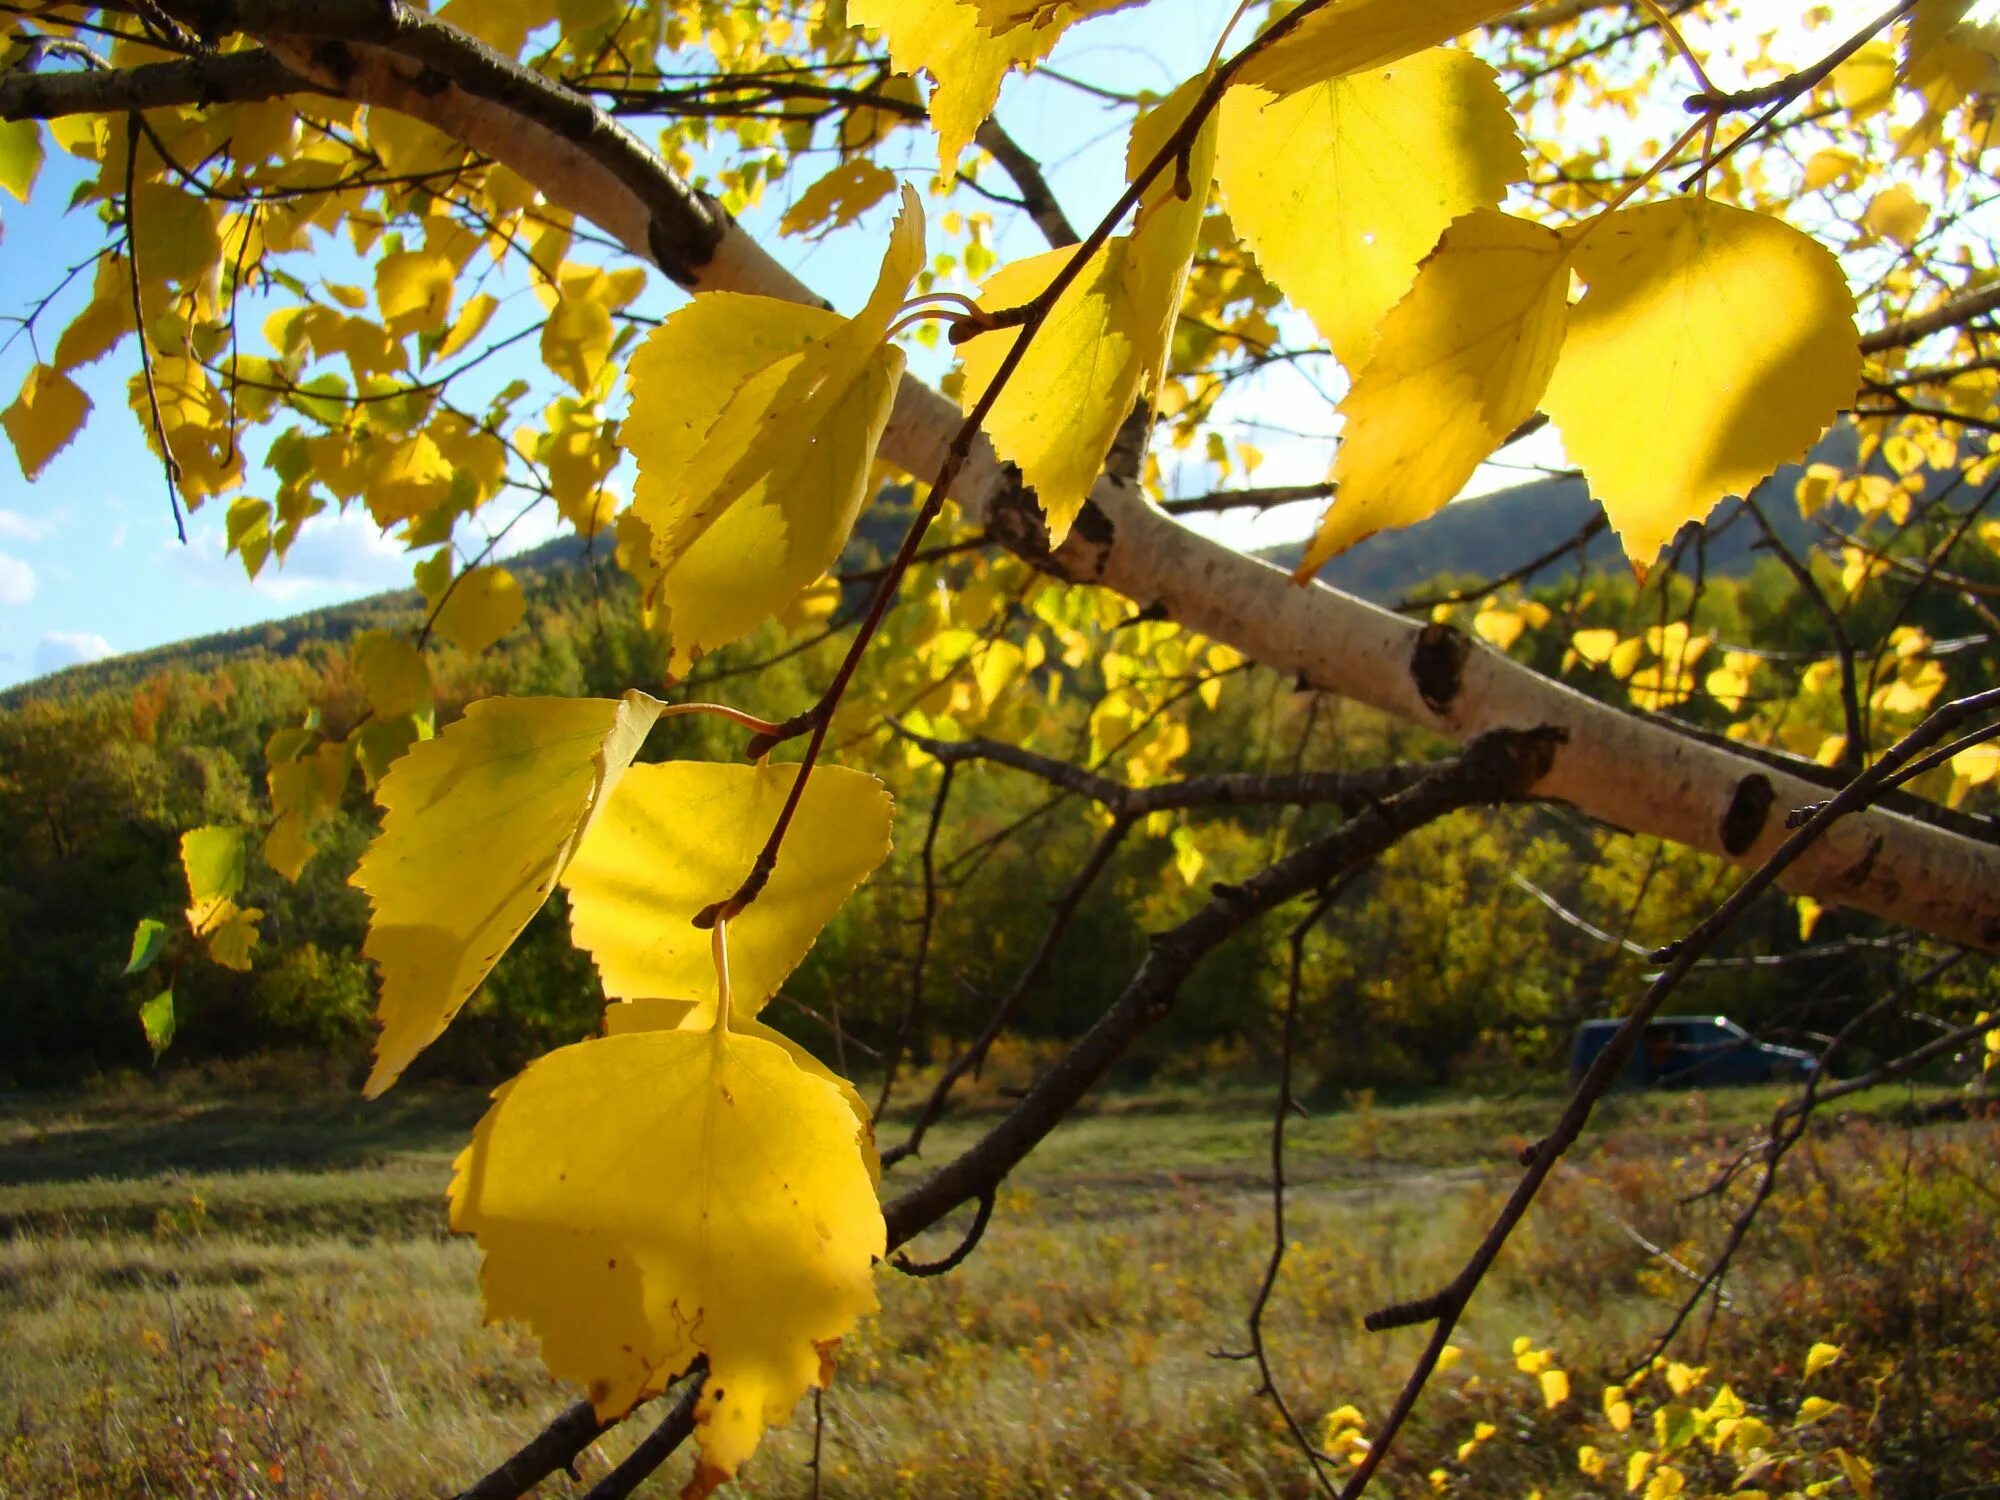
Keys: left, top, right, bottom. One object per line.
{"left": 1, "top": 1083, "right": 1992, "bottom": 1498}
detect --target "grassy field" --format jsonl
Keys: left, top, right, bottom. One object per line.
{"left": 2, "top": 1078, "right": 1995, "bottom": 1498}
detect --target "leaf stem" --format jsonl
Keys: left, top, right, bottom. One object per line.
{"left": 656, "top": 701, "right": 786, "bottom": 737}
{"left": 711, "top": 918, "right": 732, "bottom": 1033}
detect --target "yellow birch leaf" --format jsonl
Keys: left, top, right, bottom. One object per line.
{"left": 182, "top": 825, "right": 248, "bottom": 938}
{"left": 377, "top": 249, "right": 456, "bottom": 338}
{"left": 1301, "top": 209, "right": 1569, "bottom": 574}
{"left": 1908, "top": 0, "right": 1976, "bottom": 73}
{"left": 958, "top": 79, "right": 1216, "bottom": 542}
{"left": 352, "top": 631, "right": 434, "bottom": 721}
{"left": 542, "top": 288, "right": 615, "bottom": 393}
{"left": 352, "top": 691, "right": 664, "bottom": 1095}
{"left": 850, "top": 0, "right": 1060, "bottom": 175}
{"left": 437, "top": 291, "right": 499, "bottom": 360}
{"left": 54, "top": 256, "right": 133, "bottom": 371}
{"left": 4, "top": 365, "right": 92, "bottom": 480}
{"left": 432, "top": 566, "right": 526, "bottom": 656}
{"left": 1804, "top": 1341, "right": 1844, "bottom": 1377}
{"left": 970, "top": 0, "right": 1138, "bottom": 32}
{"left": 129, "top": 174, "right": 222, "bottom": 286}
{"left": 958, "top": 242, "right": 1138, "bottom": 542}
{"left": 205, "top": 904, "right": 263, "bottom": 971}
{"left": 1833, "top": 39, "right": 1897, "bottom": 115}
{"left": 1235, "top": 0, "right": 1521, "bottom": 96}
{"left": 1861, "top": 183, "right": 1928, "bottom": 246}
{"left": 627, "top": 187, "right": 920, "bottom": 668}
{"left": 561, "top": 760, "right": 894, "bottom": 1014}
{"left": 1541, "top": 199, "right": 1859, "bottom": 574}
{"left": 780, "top": 158, "right": 899, "bottom": 236}
{"left": 448, "top": 1023, "right": 883, "bottom": 1487}
{"left": 1541, "top": 1368, "right": 1571, "bottom": 1408}
{"left": 604, "top": 998, "right": 879, "bottom": 1184}
{"left": 0, "top": 118, "right": 43, "bottom": 200}
{"left": 226, "top": 496, "right": 273, "bottom": 579}
{"left": 264, "top": 816, "right": 316, "bottom": 883}
{"left": 1219, "top": 49, "right": 1523, "bottom": 367}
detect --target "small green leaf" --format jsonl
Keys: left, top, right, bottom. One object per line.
{"left": 139, "top": 989, "right": 176, "bottom": 1061}
{"left": 125, "top": 917, "right": 170, "bottom": 975}
{"left": 0, "top": 118, "right": 43, "bottom": 202}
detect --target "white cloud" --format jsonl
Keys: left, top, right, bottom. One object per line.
{"left": 168, "top": 505, "right": 411, "bottom": 602}
{"left": 35, "top": 631, "right": 112, "bottom": 675}
{"left": 0, "top": 551, "right": 36, "bottom": 605}
{"left": 0, "top": 509, "right": 53, "bottom": 542}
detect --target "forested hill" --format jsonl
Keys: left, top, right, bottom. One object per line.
{"left": 6, "top": 453, "right": 1843, "bottom": 706}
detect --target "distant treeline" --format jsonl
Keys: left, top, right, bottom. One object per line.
{"left": 6, "top": 501, "right": 1995, "bottom": 1093}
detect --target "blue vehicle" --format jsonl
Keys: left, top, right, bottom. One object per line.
{"left": 1568, "top": 1015, "right": 1818, "bottom": 1090}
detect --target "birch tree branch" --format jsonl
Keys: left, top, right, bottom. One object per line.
{"left": 106, "top": 0, "right": 2000, "bottom": 950}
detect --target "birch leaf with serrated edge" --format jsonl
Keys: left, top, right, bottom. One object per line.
{"left": 1235, "top": 0, "right": 1522, "bottom": 96}
{"left": 957, "top": 75, "right": 1216, "bottom": 543}
{"left": 849, "top": 0, "right": 1059, "bottom": 175}
{"left": 4, "top": 365, "right": 92, "bottom": 480}
{"left": 448, "top": 1023, "right": 883, "bottom": 1492}
{"left": 561, "top": 760, "right": 894, "bottom": 1014}
{"left": 1218, "top": 49, "right": 1523, "bottom": 368}
{"left": 432, "top": 565, "right": 525, "bottom": 656}
{"left": 625, "top": 186, "right": 920, "bottom": 670}
{"left": 181, "top": 826, "right": 248, "bottom": 937}
{"left": 1300, "top": 209, "right": 1570, "bottom": 575}
{"left": 1541, "top": 198, "right": 1860, "bottom": 573}
{"left": 781, "top": 158, "right": 899, "bottom": 236}
{"left": 352, "top": 692, "right": 663, "bottom": 1096}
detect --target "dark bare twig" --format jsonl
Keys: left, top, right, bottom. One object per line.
{"left": 890, "top": 815, "right": 1133, "bottom": 1163}
{"left": 890, "top": 1192, "right": 994, "bottom": 1278}
{"left": 124, "top": 113, "right": 187, "bottom": 544}
{"left": 1397, "top": 511, "right": 1606, "bottom": 614}
{"left": 454, "top": 1401, "right": 604, "bottom": 1500}
{"left": 1226, "top": 875, "right": 1365, "bottom": 1499}
{"left": 577, "top": 1367, "right": 705, "bottom": 1500}
{"left": 1638, "top": 945, "right": 1977, "bottom": 1368}
{"left": 874, "top": 763, "right": 953, "bottom": 1120}
{"left": 1161, "top": 481, "right": 1335, "bottom": 517}
{"left": 1745, "top": 496, "right": 1864, "bottom": 777}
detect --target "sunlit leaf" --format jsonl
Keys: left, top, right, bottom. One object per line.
{"left": 850, "top": 0, "right": 1060, "bottom": 175}
{"left": 4, "top": 365, "right": 92, "bottom": 481}
{"left": 352, "top": 692, "right": 663, "bottom": 1095}
{"left": 449, "top": 1023, "right": 883, "bottom": 1486}
{"left": 780, "top": 158, "right": 900, "bottom": 236}
{"left": 1301, "top": 209, "right": 1569, "bottom": 574}
{"left": 1218, "top": 49, "right": 1523, "bottom": 367}
{"left": 181, "top": 825, "right": 248, "bottom": 938}
{"left": 605, "top": 997, "right": 879, "bottom": 1183}
{"left": 139, "top": 989, "right": 175, "bottom": 1060}
{"left": 1541, "top": 199, "right": 1859, "bottom": 573}
{"left": 626, "top": 186, "right": 920, "bottom": 668}
{"left": 352, "top": 631, "right": 434, "bottom": 721}
{"left": 561, "top": 760, "right": 894, "bottom": 1013}
{"left": 1234, "top": 0, "right": 1521, "bottom": 96}
{"left": 0, "top": 118, "right": 42, "bottom": 201}
{"left": 958, "top": 77, "right": 1216, "bottom": 542}
{"left": 432, "top": 565, "right": 526, "bottom": 656}
{"left": 125, "top": 917, "right": 170, "bottom": 975}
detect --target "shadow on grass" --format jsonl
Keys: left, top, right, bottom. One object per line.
{"left": 0, "top": 1088, "right": 490, "bottom": 1187}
